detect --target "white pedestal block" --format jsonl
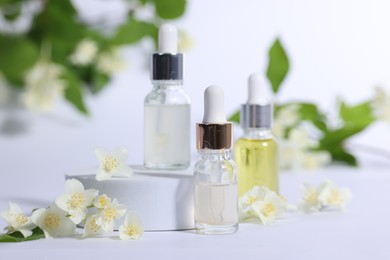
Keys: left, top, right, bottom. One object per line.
{"left": 65, "top": 165, "right": 194, "bottom": 231}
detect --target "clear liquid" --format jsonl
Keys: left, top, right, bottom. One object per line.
{"left": 235, "top": 138, "right": 278, "bottom": 197}
{"left": 144, "top": 104, "right": 190, "bottom": 169}
{"left": 194, "top": 182, "right": 238, "bottom": 234}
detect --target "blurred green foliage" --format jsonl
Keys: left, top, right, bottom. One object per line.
{"left": 0, "top": 0, "right": 187, "bottom": 114}
{"left": 229, "top": 38, "right": 379, "bottom": 167}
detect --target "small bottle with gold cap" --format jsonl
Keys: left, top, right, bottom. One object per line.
{"left": 194, "top": 85, "right": 238, "bottom": 235}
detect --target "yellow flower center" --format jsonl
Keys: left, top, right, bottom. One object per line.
{"left": 124, "top": 225, "right": 140, "bottom": 237}
{"left": 15, "top": 213, "right": 28, "bottom": 226}
{"left": 262, "top": 203, "right": 275, "bottom": 216}
{"left": 103, "top": 156, "right": 119, "bottom": 173}
{"left": 99, "top": 197, "right": 107, "bottom": 207}
{"left": 247, "top": 195, "right": 257, "bottom": 205}
{"left": 69, "top": 192, "right": 86, "bottom": 209}
{"left": 327, "top": 189, "right": 341, "bottom": 205}
{"left": 103, "top": 207, "right": 117, "bottom": 221}
{"left": 87, "top": 217, "right": 101, "bottom": 233}
{"left": 279, "top": 194, "right": 287, "bottom": 202}
{"left": 305, "top": 190, "right": 318, "bottom": 205}
{"left": 44, "top": 213, "right": 60, "bottom": 229}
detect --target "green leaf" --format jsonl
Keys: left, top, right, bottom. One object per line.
{"left": 153, "top": 0, "right": 186, "bottom": 19}
{"left": 3, "top": 7, "right": 21, "bottom": 21}
{"left": 320, "top": 128, "right": 356, "bottom": 148}
{"left": 0, "top": 227, "right": 45, "bottom": 243}
{"left": 275, "top": 102, "right": 328, "bottom": 132}
{"left": 91, "top": 71, "right": 110, "bottom": 94}
{"left": 321, "top": 101, "right": 375, "bottom": 147}
{"left": 298, "top": 103, "right": 327, "bottom": 132}
{"left": 0, "top": 0, "right": 21, "bottom": 5}
{"left": 340, "top": 101, "right": 375, "bottom": 128}
{"left": 325, "top": 146, "right": 357, "bottom": 166}
{"left": 0, "top": 36, "right": 39, "bottom": 85}
{"left": 266, "top": 38, "right": 289, "bottom": 94}
{"left": 228, "top": 109, "right": 240, "bottom": 124}
{"left": 110, "top": 19, "right": 158, "bottom": 46}
{"left": 318, "top": 101, "right": 375, "bottom": 166}
{"left": 63, "top": 69, "right": 88, "bottom": 115}
{"left": 28, "top": 0, "right": 86, "bottom": 63}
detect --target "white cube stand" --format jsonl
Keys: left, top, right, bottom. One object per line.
{"left": 65, "top": 165, "right": 194, "bottom": 231}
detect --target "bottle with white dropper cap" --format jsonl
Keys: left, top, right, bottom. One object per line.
{"left": 144, "top": 24, "right": 190, "bottom": 170}
{"left": 235, "top": 73, "right": 278, "bottom": 196}
{"left": 194, "top": 85, "right": 238, "bottom": 234}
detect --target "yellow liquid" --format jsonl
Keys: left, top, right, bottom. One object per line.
{"left": 235, "top": 138, "right": 279, "bottom": 196}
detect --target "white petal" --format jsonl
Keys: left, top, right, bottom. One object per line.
{"left": 69, "top": 208, "right": 87, "bottom": 224}
{"left": 112, "top": 146, "right": 128, "bottom": 162}
{"left": 119, "top": 225, "right": 130, "bottom": 240}
{"left": 31, "top": 208, "right": 46, "bottom": 228}
{"left": 252, "top": 202, "right": 274, "bottom": 225}
{"left": 55, "top": 194, "right": 70, "bottom": 212}
{"left": 114, "top": 205, "right": 127, "bottom": 219}
{"left": 122, "top": 211, "right": 144, "bottom": 240}
{"left": 46, "top": 205, "right": 76, "bottom": 237}
{"left": 100, "top": 220, "right": 115, "bottom": 233}
{"left": 93, "top": 194, "right": 111, "bottom": 209}
{"left": 96, "top": 169, "right": 112, "bottom": 181}
{"left": 124, "top": 211, "right": 142, "bottom": 226}
{"left": 83, "top": 214, "right": 103, "bottom": 238}
{"left": 115, "top": 165, "right": 133, "bottom": 177}
{"left": 0, "top": 209, "right": 11, "bottom": 223}
{"left": 84, "top": 189, "right": 99, "bottom": 206}
{"left": 18, "top": 228, "right": 33, "bottom": 238}
{"left": 21, "top": 220, "right": 36, "bottom": 231}
{"left": 118, "top": 221, "right": 144, "bottom": 240}
{"left": 56, "top": 216, "right": 76, "bottom": 236}
{"left": 94, "top": 147, "right": 108, "bottom": 161}
{"left": 8, "top": 202, "right": 23, "bottom": 215}
{"left": 65, "top": 178, "right": 85, "bottom": 194}
{"left": 45, "top": 204, "right": 76, "bottom": 237}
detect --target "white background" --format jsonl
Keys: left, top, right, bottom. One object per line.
{"left": 1, "top": 0, "right": 390, "bottom": 254}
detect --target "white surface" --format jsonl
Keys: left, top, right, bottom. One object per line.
{"left": 1, "top": 167, "right": 389, "bottom": 259}
{"left": 1, "top": 0, "right": 390, "bottom": 175}
{"left": 66, "top": 166, "right": 194, "bottom": 231}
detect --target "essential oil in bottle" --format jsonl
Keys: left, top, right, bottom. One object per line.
{"left": 235, "top": 73, "right": 279, "bottom": 197}
{"left": 144, "top": 24, "right": 191, "bottom": 170}
{"left": 194, "top": 85, "right": 239, "bottom": 234}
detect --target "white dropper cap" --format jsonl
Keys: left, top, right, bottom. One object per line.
{"left": 152, "top": 24, "right": 182, "bottom": 80}
{"left": 203, "top": 85, "right": 227, "bottom": 124}
{"left": 247, "top": 73, "right": 268, "bottom": 105}
{"left": 158, "top": 24, "right": 178, "bottom": 53}
{"left": 197, "top": 85, "right": 233, "bottom": 150}
{"left": 241, "top": 73, "right": 273, "bottom": 129}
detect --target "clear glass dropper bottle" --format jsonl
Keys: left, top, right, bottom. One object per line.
{"left": 144, "top": 24, "right": 191, "bottom": 170}
{"left": 194, "top": 85, "right": 239, "bottom": 234}
{"left": 235, "top": 73, "right": 279, "bottom": 197}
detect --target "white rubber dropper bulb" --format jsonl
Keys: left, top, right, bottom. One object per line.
{"left": 158, "top": 24, "right": 177, "bottom": 53}
{"left": 203, "top": 85, "right": 227, "bottom": 124}
{"left": 247, "top": 73, "right": 268, "bottom": 105}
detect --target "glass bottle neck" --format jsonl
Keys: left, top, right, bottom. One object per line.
{"left": 198, "top": 149, "right": 233, "bottom": 160}
{"left": 242, "top": 128, "right": 273, "bottom": 140}
{"left": 152, "top": 80, "right": 183, "bottom": 91}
